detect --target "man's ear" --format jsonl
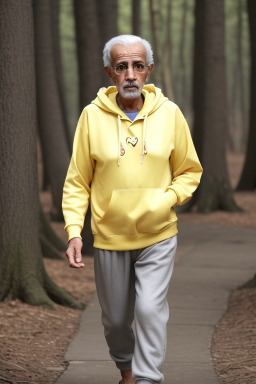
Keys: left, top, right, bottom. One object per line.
{"left": 146, "top": 63, "right": 154, "bottom": 82}
{"left": 104, "top": 66, "right": 114, "bottom": 83}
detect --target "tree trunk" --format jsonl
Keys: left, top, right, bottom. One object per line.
{"left": 236, "top": 0, "right": 247, "bottom": 151}
{"left": 0, "top": 0, "right": 84, "bottom": 309}
{"left": 34, "top": 0, "right": 71, "bottom": 221}
{"left": 132, "top": 0, "right": 141, "bottom": 36}
{"left": 73, "top": 0, "right": 118, "bottom": 254}
{"left": 192, "top": 0, "right": 207, "bottom": 159}
{"left": 74, "top": 0, "right": 104, "bottom": 109}
{"left": 180, "top": 0, "right": 206, "bottom": 212}
{"left": 193, "top": 0, "right": 240, "bottom": 212}
{"left": 149, "top": 0, "right": 164, "bottom": 90}
{"left": 239, "top": 272, "right": 256, "bottom": 289}
{"left": 50, "top": 0, "right": 73, "bottom": 153}
{"left": 229, "top": 0, "right": 247, "bottom": 152}
{"left": 39, "top": 205, "right": 67, "bottom": 259}
{"left": 179, "top": 0, "right": 188, "bottom": 111}
{"left": 237, "top": 0, "right": 256, "bottom": 190}
{"left": 162, "top": 0, "right": 175, "bottom": 101}
{"left": 96, "top": 0, "right": 118, "bottom": 49}
{"left": 95, "top": 0, "right": 118, "bottom": 88}
{"left": 229, "top": 57, "right": 239, "bottom": 151}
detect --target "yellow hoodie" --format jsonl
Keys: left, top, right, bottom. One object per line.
{"left": 62, "top": 85, "right": 202, "bottom": 250}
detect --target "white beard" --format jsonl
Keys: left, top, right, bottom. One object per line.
{"left": 119, "top": 83, "right": 144, "bottom": 99}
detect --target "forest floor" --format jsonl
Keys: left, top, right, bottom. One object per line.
{"left": 0, "top": 152, "right": 256, "bottom": 384}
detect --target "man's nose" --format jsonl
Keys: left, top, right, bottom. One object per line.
{"left": 125, "top": 66, "right": 136, "bottom": 80}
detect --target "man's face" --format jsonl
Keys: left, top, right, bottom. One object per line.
{"left": 104, "top": 42, "right": 154, "bottom": 99}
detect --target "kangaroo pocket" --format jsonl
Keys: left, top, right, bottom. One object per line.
{"left": 96, "top": 188, "right": 172, "bottom": 237}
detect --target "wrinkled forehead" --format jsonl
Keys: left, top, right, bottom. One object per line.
{"left": 110, "top": 42, "right": 147, "bottom": 65}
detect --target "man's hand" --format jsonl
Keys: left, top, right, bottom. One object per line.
{"left": 66, "top": 237, "right": 85, "bottom": 269}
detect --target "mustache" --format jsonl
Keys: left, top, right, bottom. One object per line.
{"left": 122, "top": 81, "right": 140, "bottom": 89}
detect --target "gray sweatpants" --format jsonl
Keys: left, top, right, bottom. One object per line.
{"left": 94, "top": 236, "right": 177, "bottom": 384}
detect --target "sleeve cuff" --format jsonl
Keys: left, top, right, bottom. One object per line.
{"left": 165, "top": 189, "right": 178, "bottom": 208}
{"left": 65, "top": 225, "right": 82, "bottom": 242}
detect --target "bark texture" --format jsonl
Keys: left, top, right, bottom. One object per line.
{"left": 74, "top": 0, "right": 118, "bottom": 107}
{"left": 73, "top": 0, "right": 103, "bottom": 255}
{"left": 34, "top": 0, "right": 70, "bottom": 220}
{"left": 0, "top": 0, "right": 84, "bottom": 309}
{"left": 237, "top": 0, "right": 256, "bottom": 191}
{"left": 73, "top": 0, "right": 117, "bottom": 254}
{"left": 132, "top": 0, "right": 141, "bottom": 36}
{"left": 229, "top": 0, "right": 247, "bottom": 152}
{"left": 193, "top": 0, "right": 240, "bottom": 212}
{"left": 39, "top": 205, "right": 67, "bottom": 259}
{"left": 74, "top": 0, "right": 104, "bottom": 109}
{"left": 96, "top": 0, "right": 118, "bottom": 51}
{"left": 50, "top": 0, "right": 73, "bottom": 152}
{"left": 162, "top": 0, "right": 175, "bottom": 101}
{"left": 149, "top": 0, "right": 174, "bottom": 99}
{"left": 149, "top": 0, "right": 163, "bottom": 88}
{"left": 179, "top": 0, "right": 188, "bottom": 110}
{"left": 192, "top": 0, "right": 207, "bottom": 159}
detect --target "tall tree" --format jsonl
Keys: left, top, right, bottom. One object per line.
{"left": 149, "top": 0, "right": 174, "bottom": 99}
{"left": 34, "top": 0, "right": 71, "bottom": 220}
{"left": 237, "top": 0, "right": 256, "bottom": 191}
{"left": 74, "top": 0, "right": 103, "bottom": 109}
{"left": 162, "top": 0, "right": 175, "bottom": 101}
{"left": 0, "top": 0, "right": 84, "bottom": 309}
{"left": 235, "top": 0, "right": 247, "bottom": 150}
{"left": 179, "top": 0, "right": 189, "bottom": 110}
{"left": 73, "top": 0, "right": 104, "bottom": 255}
{"left": 192, "top": 0, "right": 207, "bottom": 159}
{"left": 229, "top": 0, "right": 247, "bottom": 152}
{"left": 97, "top": 0, "right": 118, "bottom": 50}
{"left": 73, "top": 0, "right": 117, "bottom": 254}
{"left": 149, "top": 0, "right": 163, "bottom": 89}
{"left": 50, "top": 0, "right": 73, "bottom": 152}
{"left": 193, "top": 0, "right": 240, "bottom": 212}
{"left": 132, "top": 0, "right": 141, "bottom": 36}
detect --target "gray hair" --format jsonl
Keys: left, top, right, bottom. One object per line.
{"left": 103, "top": 35, "right": 154, "bottom": 67}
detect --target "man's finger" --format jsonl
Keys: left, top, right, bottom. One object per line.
{"left": 66, "top": 248, "right": 84, "bottom": 269}
{"left": 74, "top": 250, "right": 85, "bottom": 268}
{"left": 75, "top": 249, "right": 82, "bottom": 263}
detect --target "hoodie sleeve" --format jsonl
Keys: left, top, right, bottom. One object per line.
{"left": 62, "top": 108, "right": 95, "bottom": 242}
{"left": 165, "top": 107, "right": 203, "bottom": 207}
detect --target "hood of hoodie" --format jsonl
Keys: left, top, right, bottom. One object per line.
{"left": 91, "top": 84, "right": 168, "bottom": 118}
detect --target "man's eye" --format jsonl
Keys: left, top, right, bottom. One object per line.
{"left": 116, "top": 64, "right": 127, "bottom": 71}
{"left": 135, "top": 63, "right": 144, "bottom": 69}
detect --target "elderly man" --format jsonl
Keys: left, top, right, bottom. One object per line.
{"left": 62, "top": 35, "right": 202, "bottom": 384}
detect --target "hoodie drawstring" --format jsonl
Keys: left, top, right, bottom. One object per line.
{"left": 117, "top": 115, "right": 125, "bottom": 167}
{"left": 141, "top": 113, "right": 148, "bottom": 164}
